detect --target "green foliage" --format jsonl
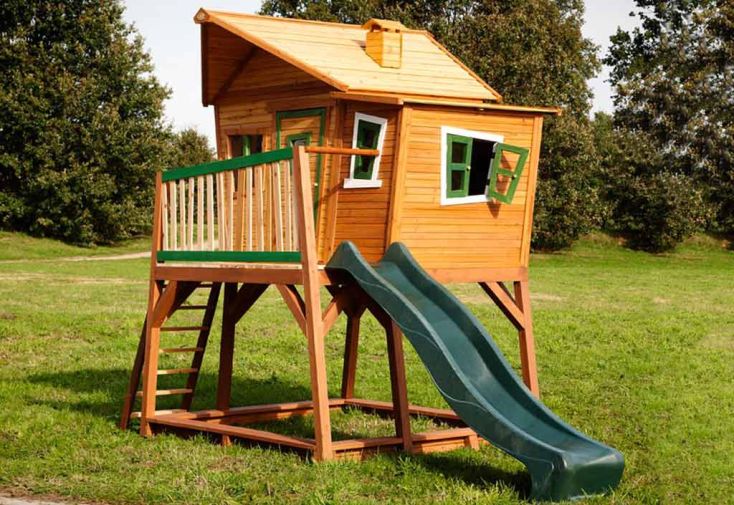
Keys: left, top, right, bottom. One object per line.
{"left": 261, "top": 0, "right": 603, "bottom": 250}
{"left": 167, "top": 128, "right": 215, "bottom": 169}
{"left": 0, "top": 0, "right": 171, "bottom": 245}
{"left": 605, "top": 0, "right": 734, "bottom": 245}
{"left": 594, "top": 112, "right": 711, "bottom": 252}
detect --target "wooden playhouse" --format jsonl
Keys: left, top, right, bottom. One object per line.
{"left": 121, "top": 9, "right": 561, "bottom": 462}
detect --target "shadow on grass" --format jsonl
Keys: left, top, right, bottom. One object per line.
{"left": 407, "top": 451, "right": 531, "bottom": 499}
{"left": 27, "top": 367, "right": 531, "bottom": 498}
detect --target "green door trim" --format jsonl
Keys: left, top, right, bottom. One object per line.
{"left": 275, "top": 108, "right": 326, "bottom": 219}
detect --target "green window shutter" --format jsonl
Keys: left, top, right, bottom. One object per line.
{"left": 487, "top": 142, "right": 529, "bottom": 204}
{"left": 446, "top": 134, "right": 473, "bottom": 198}
{"left": 354, "top": 120, "right": 382, "bottom": 180}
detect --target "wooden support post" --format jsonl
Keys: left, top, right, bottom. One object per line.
{"left": 120, "top": 319, "right": 147, "bottom": 430}
{"left": 216, "top": 283, "right": 239, "bottom": 412}
{"left": 340, "top": 307, "right": 364, "bottom": 399}
{"left": 514, "top": 280, "right": 539, "bottom": 396}
{"left": 385, "top": 321, "right": 413, "bottom": 452}
{"left": 479, "top": 280, "right": 540, "bottom": 396}
{"left": 293, "top": 145, "right": 333, "bottom": 461}
{"left": 140, "top": 172, "right": 164, "bottom": 437}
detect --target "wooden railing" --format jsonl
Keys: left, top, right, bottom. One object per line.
{"left": 155, "top": 147, "right": 301, "bottom": 263}
{"left": 152, "top": 145, "right": 380, "bottom": 265}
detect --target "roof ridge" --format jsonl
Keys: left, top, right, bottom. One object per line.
{"left": 198, "top": 9, "right": 428, "bottom": 34}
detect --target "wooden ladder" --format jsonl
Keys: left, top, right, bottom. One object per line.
{"left": 120, "top": 282, "right": 222, "bottom": 429}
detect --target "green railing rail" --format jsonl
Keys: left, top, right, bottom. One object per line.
{"left": 161, "top": 147, "right": 294, "bottom": 182}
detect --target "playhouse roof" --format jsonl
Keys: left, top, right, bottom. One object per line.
{"left": 194, "top": 9, "right": 502, "bottom": 105}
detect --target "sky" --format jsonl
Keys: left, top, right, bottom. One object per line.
{"left": 122, "top": 0, "right": 640, "bottom": 145}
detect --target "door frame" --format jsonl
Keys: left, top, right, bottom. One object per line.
{"left": 275, "top": 107, "right": 327, "bottom": 216}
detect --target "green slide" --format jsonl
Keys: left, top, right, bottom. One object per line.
{"left": 326, "top": 242, "right": 624, "bottom": 501}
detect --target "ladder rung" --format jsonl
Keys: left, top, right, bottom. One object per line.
{"left": 157, "top": 367, "right": 198, "bottom": 376}
{"left": 178, "top": 305, "right": 208, "bottom": 310}
{"left": 160, "top": 346, "right": 204, "bottom": 354}
{"left": 136, "top": 388, "right": 193, "bottom": 398}
{"left": 160, "top": 326, "right": 209, "bottom": 332}
{"left": 130, "top": 409, "right": 185, "bottom": 419}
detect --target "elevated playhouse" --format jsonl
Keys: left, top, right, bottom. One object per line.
{"left": 120, "top": 10, "right": 623, "bottom": 501}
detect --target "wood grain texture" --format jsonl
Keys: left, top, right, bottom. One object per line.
{"left": 197, "top": 10, "right": 499, "bottom": 101}
{"left": 392, "top": 105, "right": 543, "bottom": 272}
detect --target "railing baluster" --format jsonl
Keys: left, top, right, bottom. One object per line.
{"left": 274, "top": 163, "right": 284, "bottom": 251}
{"left": 246, "top": 169, "right": 253, "bottom": 251}
{"left": 197, "top": 176, "right": 204, "bottom": 250}
{"left": 227, "top": 171, "right": 234, "bottom": 251}
{"left": 187, "top": 178, "right": 194, "bottom": 249}
{"left": 170, "top": 181, "right": 178, "bottom": 250}
{"left": 178, "top": 180, "right": 186, "bottom": 250}
{"left": 216, "top": 173, "right": 224, "bottom": 250}
{"left": 256, "top": 164, "right": 264, "bottom": 251}
{"left": 206, "top": 174, "right": 214, "bottom": 250}
{"left": 161, "top": 181, "right": 169, "bottom": 250}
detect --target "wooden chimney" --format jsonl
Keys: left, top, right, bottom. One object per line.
{"left": 362, "top": 19, "right": 405, "bottom": 69}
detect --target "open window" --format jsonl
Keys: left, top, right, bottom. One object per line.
{"left": 441, "top": 127, "right": 528, "bottom": 205}
{"left": 344, "top": 113, "right": 387, "bottom": 189}
{"left": 229, "top": 134, "right": 263, "bottom": 157}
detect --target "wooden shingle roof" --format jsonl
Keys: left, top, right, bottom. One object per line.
{"left": 195, "top": 9, "right": 502, "bottom": 104}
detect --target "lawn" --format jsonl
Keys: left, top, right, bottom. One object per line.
{"left": 0, "top": 232, "right": 732, "bottom": 504}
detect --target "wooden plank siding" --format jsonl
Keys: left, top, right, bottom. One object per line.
{"left": 325, "top": 102, "right": 401, "bottom": 262}
{"left": 213, "top": 49, "right": 337, "bottom": 255}
{"left": 391, "top": 105, "right": 544, "bottom": 271}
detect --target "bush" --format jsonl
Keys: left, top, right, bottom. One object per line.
{"left": 616, "top": 172, "right": 710, "bottom": 252}
{"left": 598, "top": 126, "right": 712, "bottom": 252}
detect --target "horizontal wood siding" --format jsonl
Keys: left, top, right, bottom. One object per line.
{"left": 328, "top": 102, "right": 400, "bottom": 262}
{"left": 214, "top": 49, "right": 336, "bottom": 254}
{"left": 393, "top": 106, "right": 542, "bottom": 270}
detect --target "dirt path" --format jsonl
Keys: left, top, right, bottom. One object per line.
{"left": 0, "top": 252, "right": 149, "bottom": 265}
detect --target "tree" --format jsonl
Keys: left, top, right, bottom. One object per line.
{"left": 261, "top": 0, "right": 603, "bottom": 250}
{"left": 605, "top": 0, "right": 733, "bottom": 249}
{"left": 0, "top": 0, "right": 171, "bottom": 245}
{"left": 167, "top": 128, "right": 215, "bottom": 169}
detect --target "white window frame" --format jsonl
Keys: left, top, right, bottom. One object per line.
{"left": 343, "top": 112, "right": 388, "bottom": 189}
{"left": 440, "top": 126, "right": 504, "bottom": 206}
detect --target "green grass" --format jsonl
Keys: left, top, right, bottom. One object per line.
{"left": 0, "top": 232, "right": 733, "bottom": 504}
{"left": 0, "top": 231, "right": 149, "bottom": 261}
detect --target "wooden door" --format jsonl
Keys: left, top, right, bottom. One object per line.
{"left": 276, "top": 108, "right": 326, "bottom": 212}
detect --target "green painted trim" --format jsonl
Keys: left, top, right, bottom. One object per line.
{"left": 353, "top": 119, "right": 381, "bottom": 180}
{"left": 445, "top": 134, "right": 473, "bottom": 198}
{"left": 162, "top": 148, "right": 293, "bottom": 182}
{"left": 275, "top": 108, "right": 326, "bottom": 219}
{"left": 286, "top": 132, "right": 312, "bottom": 147}
{"left": 487, "top": 142, "right": 529, "bottom": 204}
{"left": 157, "top": 250, "right": 302, "bottom": 263}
